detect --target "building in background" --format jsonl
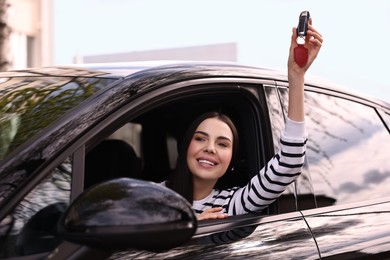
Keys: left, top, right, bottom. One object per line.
{"left": 74, "top": 43, "right": 237, "bottom": 64}
{"left": 5, "top": 0, "right": 52, "bottom": 70}
{"left": 4, "top": 0, "right": 235, "bottom": 70}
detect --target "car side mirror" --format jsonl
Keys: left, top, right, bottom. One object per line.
{"left": 57, "top": 178, "right": 197, "bottom": 252}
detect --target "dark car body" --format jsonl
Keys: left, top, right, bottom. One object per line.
{"left": 0, "top": 61, "right": 389, "bottom": 259}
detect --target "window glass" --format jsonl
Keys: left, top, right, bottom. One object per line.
{"left": 0, "top": 76, "right": 117, "bottom": 161}
{"left": 264, "top": 86, "right": 284, "bottom": 151}
{"left": 304, "top": 91, "right": 390, "bottom": 205}
{"left": 0, "top": 158, "right": 71, "bottom": 257}
{"left": 166, "top": 134, "right": 178, "bottom": 169}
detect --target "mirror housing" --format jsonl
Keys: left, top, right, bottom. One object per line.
{"left": 58, "top": 178, "right": 197, "bottom": 251}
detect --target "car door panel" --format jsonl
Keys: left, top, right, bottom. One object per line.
{"left": 109, "top": 213, "right": 320, "bottom": 259}
{"left": 301, "top": 200, "right": 390, "bottom": 259}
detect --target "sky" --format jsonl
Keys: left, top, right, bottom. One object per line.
{"left": 53, "top": 0, "right": 390, "bottom": 102}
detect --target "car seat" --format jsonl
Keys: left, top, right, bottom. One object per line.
{"left": 84, "top": 139, "right": 142, "bottom": 189}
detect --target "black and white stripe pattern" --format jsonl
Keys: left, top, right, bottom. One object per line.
{"left": 193, "top": 130, "right": 307, "bottom": 216}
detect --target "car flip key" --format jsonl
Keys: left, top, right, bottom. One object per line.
{"left": 294, "top": 11, "right": 310, "bottom": 67}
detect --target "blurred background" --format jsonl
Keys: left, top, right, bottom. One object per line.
{"left": 1, "top": 0, "right": 389, "bottom": 101}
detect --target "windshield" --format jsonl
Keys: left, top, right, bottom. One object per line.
{"left": 0, "top": 76, "right": 118, "bottom": 161}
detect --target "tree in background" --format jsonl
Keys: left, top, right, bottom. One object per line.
{"left": 0, "top": 0, "right": 10, "bottom": 71}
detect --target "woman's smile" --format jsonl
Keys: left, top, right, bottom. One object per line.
{"left": 197, "top": 157, "right": 218, "bottom": 167}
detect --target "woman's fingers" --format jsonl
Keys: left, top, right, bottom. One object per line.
{"left": 204, "top": 207, "right": 223, "bottom": 213}
{"left": 307, "top": 24, "right": 323, "bottom": 47}
{"left": 197, "top": 207, "right": 228, "bottom": 221}
{"left": 308, "top": 24, "right": 323, "bottom": 38}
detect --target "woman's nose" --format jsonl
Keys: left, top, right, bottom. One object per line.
{"left": 204, "top": 143, "right": 216, "bottom": 154}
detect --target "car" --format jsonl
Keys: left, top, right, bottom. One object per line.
{"left": 0, "top": 61, "right": 390, "bottom": 259}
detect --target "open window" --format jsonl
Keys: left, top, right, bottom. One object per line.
{"left": 83, "top": 82, "right": 270, "bottom": 202}
{"left": 79, "top": 81, "right": 280, "bottom": 245}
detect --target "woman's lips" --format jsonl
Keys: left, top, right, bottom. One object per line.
{"left": 197, "top": 158, "right": 218, "bottom": 168}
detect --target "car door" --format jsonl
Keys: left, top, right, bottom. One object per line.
{"left": 62, "top": 75, "right": 319, "bottom": 258}
{"left": 301, "top": 87, "right": 390, "bottom": 258}
{"left": 275, "top": 81, "right": 390, "bottom": 258}
{"left": 70, "top": 77, "right": 320, "bottom": 259}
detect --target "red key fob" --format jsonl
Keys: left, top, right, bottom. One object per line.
{"left": 294, "top": 11, "right": 310, "bottom": 67}
{"left": 294, "top": 44, "right": 308, "bottom": 67}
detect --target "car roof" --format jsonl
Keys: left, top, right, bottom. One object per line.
{"left": 1, "top": 61, "right": 286, "bottom": 80}
{"left": 75, "top": 60, "right": 286, "bottom": 78}
{"left": 2, "top": 60, "right": 389, "bottom": 109}
{"left": 79, "top": 61, "right": 390, "bottom": 109}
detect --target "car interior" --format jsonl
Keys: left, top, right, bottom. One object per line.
{"left": 83, "top": 87, "right": 270, "bottom": 199}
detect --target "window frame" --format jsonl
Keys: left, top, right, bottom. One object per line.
{"left": 69, "top": 77, "right": 282, "bottom": 224}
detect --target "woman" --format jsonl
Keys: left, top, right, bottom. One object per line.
{"left": 166, "top": 20, "right": 323, "bottom": 221}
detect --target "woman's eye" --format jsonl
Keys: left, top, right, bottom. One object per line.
{"left": 218, "top": 142, "right": 229, "bottom": 148}
{"left": 194, "top": 136, "right": 205, "bottom": 142}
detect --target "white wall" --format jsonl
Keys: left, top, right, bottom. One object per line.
{"left": 7, "top": 0, "right": 52, "bottom": 69}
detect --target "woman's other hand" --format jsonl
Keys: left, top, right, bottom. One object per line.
{"left": 197, "top": 207, "right": 228, "bottom": 221}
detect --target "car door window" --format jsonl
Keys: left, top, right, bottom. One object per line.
{"left": 276, "top": 86, "right": 390, "bottom": 206}
{"left": 83, "top": 83, "right": 266, "bottom": 195}
{"left": 264, "top": 86, "right": 285, "bottom": 149}
{"left": 274, "top": 88, "right": 390, "bottom": 207}
{"left": 0, "top": 158, "right": 71, "bottom": 258}
{"left": 304, "top": 91, "right": 390, "bottom": 205}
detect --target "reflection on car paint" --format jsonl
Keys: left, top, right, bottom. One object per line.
{"left": 304, "top": 202, "right": 390, "bottom": 258}
{"left": 110, "top": 215, "right": 320, "bottom": 259}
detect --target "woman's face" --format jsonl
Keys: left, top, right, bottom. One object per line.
{"left": 187, "top": 117, "right": 233, "bottom": 182}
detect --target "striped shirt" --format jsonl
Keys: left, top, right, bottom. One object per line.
{"left": 193, "top": 118, "right": 307, "bottom": 216}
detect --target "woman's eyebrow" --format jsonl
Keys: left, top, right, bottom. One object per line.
{"left": 217, "top": 136, "right": 232, "bottom": 143}
{"left": 194, "top": 131, "right": 232, "bottom": 142}
{"left": 194, "top": 130, "right": 208, "bottom": 136}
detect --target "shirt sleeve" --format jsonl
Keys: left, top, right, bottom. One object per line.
{"left": 226, "top": 118, "right": 307, "bottom": 215}
{"left": 283, "top": 117, "right": 307, "bottom": 139}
